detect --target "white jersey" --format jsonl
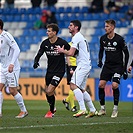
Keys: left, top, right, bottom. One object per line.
{"left": 71, "top": 32, "right": 91, "bottom": 68}
{"left": 0, "top": 30, "right": 20, "bottom": 71}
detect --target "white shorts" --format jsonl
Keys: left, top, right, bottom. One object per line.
{"left": 70, "top": 66, "right": 90, "bottom": 90}
{"left": 0, "top": 69, "right": 20, "bottom": 87}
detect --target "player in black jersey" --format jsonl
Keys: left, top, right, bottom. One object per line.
{"left": 97, "top": 19, "right": 129, "bottom": 118}
{"left": 33, "top": 23, "right": 70, "bottom": 118}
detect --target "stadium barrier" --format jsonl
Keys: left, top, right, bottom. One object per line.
{"left": 3, "top": 78, "right": 95, "bottom": 101}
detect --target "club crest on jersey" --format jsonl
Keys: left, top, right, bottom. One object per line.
{"left": 51, "top": 46, "right": 54, "bottom": 50}
{"left": 113, "top": 42, "right": 117, "bottom": 46}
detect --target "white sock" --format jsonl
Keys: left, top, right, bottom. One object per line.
{"left": 73, "top": 88, "right": 86, "bottom": 111}
{"left": 83, "top": 91, "right": 96, "bottom": 112}
{"left": 0, "top": 91, "right": 3, "bottom": 114}
{"left": 14, "top": 93, "right": 27, "bottom": 112}
{"left": 101, "top": 105, "right": 105, "bottom": 110}
{"left": 113, "top": 105, "right": 118, "bottom": 110}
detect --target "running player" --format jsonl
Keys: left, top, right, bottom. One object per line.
{"left": 33, "top": 23, "right": 70, "bottom": 118}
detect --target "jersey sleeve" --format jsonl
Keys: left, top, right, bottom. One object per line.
{"left": 98, "top": 37, "right": 104, "bottom": 62}
{"left": 5, "top": 32, "right": 20, "bottom": 65}
{"left": 34, "top": 41, "right": 45, "bottom": 63}
{"left": 120, "top": 37, "right": 129, "bottom": 70}
{"left": 63, "top": 40, "right": 70, "bottom": 50}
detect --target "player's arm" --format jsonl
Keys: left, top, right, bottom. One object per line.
{"left": 121, "top": 38, "right": 129, "bottom": 71}
{"left": 33, "top": 42, "right": 45, "bottom": 69}
{"left": 98, "top": 38, "right": 104, "bottom": 68}
{"left": 57, "top": 45, "right": 76, "bottom": 56}
{"left": 5, "top": 33, "right": 20, "bottom": 72}
{"left": 128, "top": 60, "right": 133, "bottom": 73}
{"left": 121, "top": 38, "right": 129, "bottom": 79}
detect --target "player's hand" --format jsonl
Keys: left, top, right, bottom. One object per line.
{"left": 128, "top": 66, "right": 132, "bottom": 73}
{"left": 55, "top": 45, "right": 64, "bottom": 53}
{"left": 123, "top": 70, "right": 128, "bottom": 80}
{"left": 33, "top": 62, "right": 39, "bottom": 69}
{"left": 69, "top": 66, "right": 74, "bottom": 74}
{"left": 8, "top": 64, "right": 14, "bottom": 73}
{"left": 97, "top": 61, "right": 103, "bottom": 68}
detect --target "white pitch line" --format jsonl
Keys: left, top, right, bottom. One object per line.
{"left": 0, "top": 121, "right": 133, "bottom": 130}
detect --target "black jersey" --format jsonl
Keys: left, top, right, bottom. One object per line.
{"left": 34, "top": 37, "right": 70, "bottom": 73}
{"left": 99, "top": 33, "right": 129, "bottom": 67}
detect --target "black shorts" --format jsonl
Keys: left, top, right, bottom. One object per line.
{"left": 66, "top": 65, "right": 77, "bottom": 85}
{"left": 45, "top": 72, "right": 64, "bottom": 87}
{"left": 100, "top": 65, "right": 123, "bottom": 84}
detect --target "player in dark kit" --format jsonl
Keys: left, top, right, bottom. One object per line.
{"left": 97, "top": 19, "right": 129, "bottom": 118}
{"left": 33, "top": 23, "right": 70, "bottom": 118}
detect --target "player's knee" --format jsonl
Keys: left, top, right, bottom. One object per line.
{"left": 99, "top": 83, "right": 105, "bottom": 88}
{"left": 99, "top": 80, "right": 106, "bottom": 88}
{"left": 112, "top": 82, "right": 119, "bottom": 89}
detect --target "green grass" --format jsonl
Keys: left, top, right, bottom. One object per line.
{"left": 0, "top": 100, "right": 133, "bottom": 133}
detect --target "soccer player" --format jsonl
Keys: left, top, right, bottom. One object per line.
{"left": 0, "top": 19, "right": 28, "bottom": 118}
{"left": 62, "top": 42, "right": 77, "bottom": 112}
{"left": 56, "top": 20, "right": 98, "bottom": 118}
{"left": 33, "top": 23, "right": 70, "bottom": 118}
{"left": 128, "top": 60, "right": 133, "bottom": 73}
{"left": 97, "top": 19, "right": 129, "bottom": 118}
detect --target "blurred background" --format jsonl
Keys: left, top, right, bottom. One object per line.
{"left": 0, "top": 0, "right": 133, "bottom": 101}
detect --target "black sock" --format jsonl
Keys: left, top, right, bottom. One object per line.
{"left": 113, "top": 88, "right": 120, "bottom": 106}
{"left": 99, "top": 88, "right": 105, "bottom": 105}
{"left": 46, "top": 94, "right": 55, "bottom": 113}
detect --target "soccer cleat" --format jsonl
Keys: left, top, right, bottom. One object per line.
{"left": 62, "top": 99, "right": 69, "bottom": 110}
{"left": 98, "top": 109, "right": 106, "bottom": 116}
{"left": 85, "top": 111, "right": 98, "bottom": 118}
{"left": 73, "top": 110, "right": 88, "bottom": 118}
{"left": 71, "top": 106, "right": 77, "bottom": 112}
{"left": 0, "top": 114, "right": 2, "bottom": 118}
{"left": 45, "top": 111, "right": 54, "bottom": 118}
{"left": 15, "top": 111, "right": 28, "bottom": 118}
{"left": 111, "top": 110, "right": 118, "bottom": 118}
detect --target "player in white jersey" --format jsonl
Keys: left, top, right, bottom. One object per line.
{"left": 56, "top": 20, "right": 98, "bottom": 118}
{"left": 0, "top": 19, "right": 28, "bottom": 118}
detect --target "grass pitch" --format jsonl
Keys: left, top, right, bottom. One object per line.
{"left": 0, "top": 100, "right": 133, "bottom": 133}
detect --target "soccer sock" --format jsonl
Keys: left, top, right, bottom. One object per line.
{"left": 99, "top": 88, "right": 105, "bottom": 107}
{"left": 68, "top": 90, "right": 75, "bottom": 109}
{"left": 83, "top": 91, "right": 96, "bottom": 112}
{"left": 14, "top": 92, "right": 27, "bottom": 112}
{"left": 0, "top": 91, "right": 3, "bottom": 114}
{"left": 73, "top": 88, "right": 86, "bottom": 111}
{"left": 46, "top": 94, "right": 55, "bottom": 113}
{"left": 113, "top": 88, "right": 120, "bottom": 108}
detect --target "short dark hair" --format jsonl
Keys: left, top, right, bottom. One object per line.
{"left": 0, "top": 19, "right": 4, "bottom": 30}
{"left": 46, "top": 23, "right": 59, "bottom": 34}
{"left": 70, "top": 20, "right": 81, "bottom": 31}
{"left": 105, "top": 19, "right": 116, "bottom": 27}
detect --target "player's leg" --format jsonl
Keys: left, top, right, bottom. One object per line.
{"left": 45, "top": 73, "right": 64, "bottom": 118}
{"left": 79, "top": 72, "right": 97, "bottom": 118}
{"left": 111, "top": 74, "right": 120, "bottom": 118}
{"left": 0, "top": 71, "right": 7, "bottom": 118}
{"left": 45, "top": 84, "right": 56, "bottom": 118}
{"left": 98, "top": 66, "right": 110, "bottom": 116}
{"left": 7, "top": 70, "right": 28, "bottom": 118}
{"left": 83, "top": 90, "right": 98, "bottom": 118}
{"left": 62, "top": 65, "right": 71, "bottom": 110}
{"left": 71, "top": 67, "right": 88, "bottom": 117}
{"left": 0, "top": 83, "right": 4, "bottom": 118}
{"left": 98, "top": 80, "right": 107, "bottom": 116}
